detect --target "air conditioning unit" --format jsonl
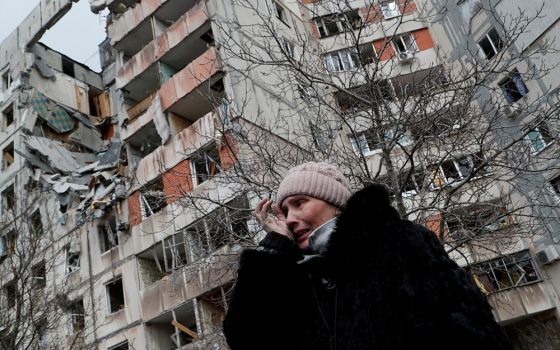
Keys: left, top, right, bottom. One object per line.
{"left": 501, "top": 102, "right": 522, "bottom": 118}
{"left": 536, "top": 245, "right": 560, "bottom": 265}
{"left": 398, "top": 51, "right": 414, "bottom": 63}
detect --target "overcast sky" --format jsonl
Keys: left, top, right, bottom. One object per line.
{"left": 0, "top": 0, "right": 108, "bottom": 72}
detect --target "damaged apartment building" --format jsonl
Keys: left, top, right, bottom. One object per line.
{"left": 1, "top": 0, "right": 560, "bottom": 349}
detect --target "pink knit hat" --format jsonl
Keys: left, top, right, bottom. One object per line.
{"left": 276, "top": 162, "right": 352, "bottom": 209}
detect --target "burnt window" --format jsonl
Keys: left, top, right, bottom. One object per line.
{"left": 106, "top": 277, "right": 125, "bottom": 314}
{"left": 30, "top": 210, "right": 43, "bottom": 236}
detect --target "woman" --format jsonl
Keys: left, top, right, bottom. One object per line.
{"left": 223, "top": 162, "right": 510, "bottom": 350}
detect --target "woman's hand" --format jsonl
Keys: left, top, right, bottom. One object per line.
{"left": 253, "top": 198, "right": 292, "bottom": 238}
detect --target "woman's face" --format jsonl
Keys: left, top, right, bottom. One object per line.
{"left": 281, "top": 195, "right": 339, "bottom": 250}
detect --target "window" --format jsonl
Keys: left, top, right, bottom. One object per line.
{"left": 470, "top": 251, "right": 539, "bottom": 293}
{"left": 499, "top": 70, "right": 529, "bottom": 103}
{"left": 478, "top": 27, "right": 504, "bottom": 60}
{"left": 140, "top": 178, "right": 167, "bottom": 218}
{"left": 335, "top": 81, "right": 394, "bottom": 112}
{"left": 1, "top": 70, "right": 11, "bottom": 92}
{"left": 30, "top": 210, "right": 43, "bottom": 236}
{"left": 429, "top": 152, "right": 489, "bottom": 188}
{"left": 274, "top": 1, "right": 289, "bottom": 25}
{"left": 445, "top": 202, "right": 512, "bottom": 240}
{"left": 61, "top": 57, "right": 75, "bottom": 78}
{"left": 350, "top": 125, "right": 411, "bottom": 155}
{"left": 410, "top": 106, "right": 463, "bottom": 140}
{"left": 358, "top": 43, "right": 376, "bottom": 65}
{"left": 382, "top": 170, "right": 427, "bottom": 198}
{"left": 381, "top": 1, "right": 400, "bottom": 19}
{"left": 190, "top": 145, "right": 222, "bottom": 186}
{"left": 4, "top": 281, "right": 16, "bottom": 308}
{"left": 458, "top": 0, "right": 482, "bottom": 28}
{"left": 527, "top": 124, "right": 555, "bottom": 154}
{"left": 551, "top": 175, "right": 560, "bottom": 197}
{"left": 0, "top": 230, "right": 15, "bottom": 259}
{"left": 2, "top": 142, "right": 14, "bottom": 170}
{"left": 37, "top": 320, "right": 48, "bottom": 348}
{"left": 2, "top": 184, "right": 15, "bottom": 212}
{"left": 65, "top": 246, "right": 80, "bottom": 275}
{"left": 2, "top": 103, "right": 13, "bottom": 128}
{"left": 32, "top": 261, "right": 46, "bottom": 289}
{"left": 324, "top": 49, "right": 360, "bottom": 72}
{"left": 281, "top": 39, "right": 296, "bottom": 59}
{"left": 314, "top": 10, "right": 361, "bottom": 38}
{"left": 98, "top": 215, "right": 118, "bottom": 253}
{"left": 108, "top": 342, "right": 129, "bottom": 350}
{"left": 296, "top": 83, "right": 317, "bottom": 100}
{"left": 186, "top": 195, "right": 250, "bottom": 262}
{"left": 392, "top": 33, "right": 418, "bottom": 54}
{"left": 67, "top": 299, "right": 85, "bottom": 334}
{"left": 106, "top": 277, "right": 125, "bottom": 314}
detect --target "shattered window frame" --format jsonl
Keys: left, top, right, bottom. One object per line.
{"left": 477, "top": 27, "right": 504, "bottom": 60}
{"left": 392, "top": 33, "right": 418, "bottom": 54}
{"left": 527, "top": 123, "right": 555, "bottom": 154}
{"left": 140, "top": 177, "right": 167, "bottom": 219}
{"left": 190, "top": 145, "right": 222, "bottom": 187}
{"left": 428, "top": 152, "right": 490, "bottom": 188}
{"left": 499, "top": 69, "right": 529, "bottom": 103}
{"left": 66, "top": 299, "right": 85, "bottom": 334}
{"left": 105, "top": 276, "right": 126, "bottom": 315}
{"left": 445, "top": 201, "right": 514, "bottom": 240}
{"left": 470, "top": 251, "right": 540, "bottom": 293}
{"left": 98, "top": 215, "right": 119, "bottom": 254}
{"left": 30, "top": 210, "right": 43, "bottom": 236}
{"left": 64, "top": 247, "right": 81, "bottom": 275}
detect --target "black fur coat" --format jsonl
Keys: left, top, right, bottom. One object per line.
{"left": 223, "top": 185, "right": 510, "bottom": 350}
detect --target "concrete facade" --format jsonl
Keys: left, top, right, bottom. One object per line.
{"left": 0, "top": 0, "right": 559, "bottom": 349}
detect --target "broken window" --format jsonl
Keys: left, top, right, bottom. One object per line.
{"left": 410, "top": 106, "right": 463, "bottom": 140}
{"left": 3, "top": 281, "right": 16, "bottom": 308}
{"left": 381, "top": 1, "right": 400, "bottom": 19}
{"left": 392, "top": 33, "right": 418, "bottom": 54}
{"left": 106, "top": 277, "right": 125, "bottom": 314}
{"left": 98, "top": 215, "right": 118, "bottom": 253}
{"left": 429, "top": 152, "right": 489, "bottom": 188}
{"left": 478, "top": 27, "right": 504, "bottom": 60}
{"left": 314, "top": 10, "right": 361, "bottom": 37}
{"left": 146, "top": 302, "right": 198, "bottom": 348}
{"left": 349, "top": 124, "right": 411, "bottom": 155}
{"left": 470, "top": 251, "right": 539, "bottom": 293}
{"left": 335, "top": 82, "right": 394, "bottom": 112}
{"left": 2, "top": 184, "right": 15, "bottom": 213}
{"left": 2, "top": 103, "right": 13, "bottom": 129}
{"left": 0, "top": 230, "right": 16, "bottom": 259}
{"left": 140, "top": 178, "right": 167, "bottom": 218}
{"left": 358, "top": 43, "right": 376, "bottom": 65}
{"left": 65, "top": 245, "right": 81, "bottom": 275}
{"left": 3, "top": 142, "right": 14, "bottom": 170}
{"left": 67, "top": 299, "right": 85, "bottom": 334}
{"left": 61, "top": 57, "right": 75, "bottom": 78}
{"left": 1, "top": 70, "right": 11, "bottom": 92}
{"left": 527, "top": 123, "right": 555, "bottom": 154}
{"left": 190, "top": 145, "right": 222, "bottom": 186}
{"left": 30, "top": 210, "right": 43, "bottom": 236}
{"left": 445, "top": 202, "right": 513, "bottom": 240}
{"left": 550, "top": 175, "right": 560, "bottom": 198}
{"left": 499, "top": 69, "right": 529, "bottom": 103}
{"left": 32, "top": 261, "right": 46, "bottom": 289}
{"left": 324, "top": 48, "right": 360, "bottom": 72}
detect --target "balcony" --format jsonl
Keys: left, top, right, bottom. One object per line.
{"left": 488, "top": 282, "right": 556, "bottom": 324}
{"left": 116, "top": 1, "right": 211, "bottom": 96}
{"left": 109, "top": 0, "right": 200, "bottom": 53}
